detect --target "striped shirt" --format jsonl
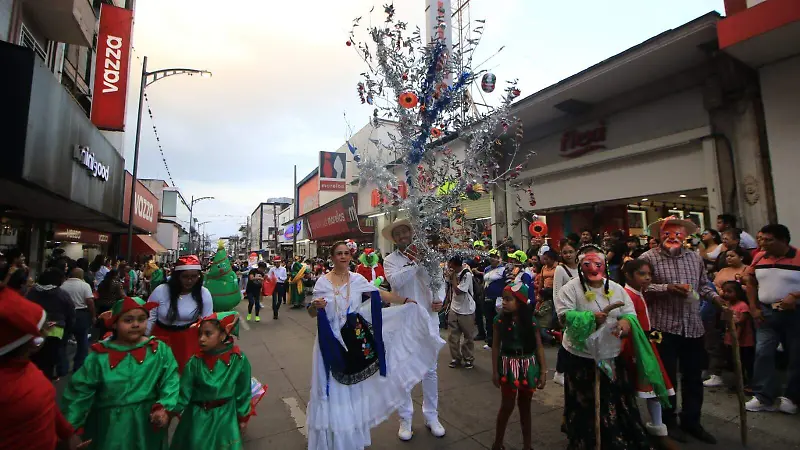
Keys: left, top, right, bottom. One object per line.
{"left": 639, "top": 248, "right": 719, "bottom": 338}
{"left": 745, "top": 247, "right": 800, "bottom": 304}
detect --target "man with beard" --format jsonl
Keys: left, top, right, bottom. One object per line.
{"left": 382, "top": 218, "right": 447, "bottom": 441}
{"left": 639, "top": 216, "right": 722, "bottom": 444}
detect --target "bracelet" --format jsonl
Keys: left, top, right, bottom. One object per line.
{"left": 403, "top": 298, "right": 410, "bottom": 304}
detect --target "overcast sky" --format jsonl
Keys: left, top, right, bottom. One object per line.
{"left": 123, "top": 0, "right": 724, "bottom": 241}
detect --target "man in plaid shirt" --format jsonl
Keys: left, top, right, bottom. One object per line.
{"left": 640, "top": 216, "right": 722, "bottom": 445}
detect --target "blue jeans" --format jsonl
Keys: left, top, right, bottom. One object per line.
{"left": 247, "top": 292, "right": 261, "bottom": 316}
{"left": 753, "top": 306, "right": 800, "bottom": 404}
{"left": 71, "top": 310, "right": 92, "bottom": 372}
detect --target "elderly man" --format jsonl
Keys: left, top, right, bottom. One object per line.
{"left": 639, "top": 216, "right": 722, "bottom": 444}
{"left": 383, "top": 218, "right": 447, "bottom": 441}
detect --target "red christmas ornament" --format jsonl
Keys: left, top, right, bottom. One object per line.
{"left": 346, "top": 40, "right": 352, "bottom": 46}
{"left": 402, "top": 73, "right": 408, "bottom": 80}
{"left": 513, "top": 380, "right": 520, "bottom": 387}
{"left": 501, "top": 376, "right": 508, "bottom": 383}
{"left": 512, "top": 88, "right": 521, "bottom": 97}
{"left": 522, "top": 380, "right": 529, "bottom": 386}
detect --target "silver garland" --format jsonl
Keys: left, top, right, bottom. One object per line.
{"left": 346, "top": 5, "right": 535, "bottom": 294}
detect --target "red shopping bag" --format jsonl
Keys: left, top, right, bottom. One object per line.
{"left": 262, "top": 272, "right": 277, "bottom": 296}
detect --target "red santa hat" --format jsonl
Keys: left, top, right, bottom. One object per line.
{"left": 175, "top": 254, "right": 202, "bottom": 271}
{"left": 0, "top": 288, "right": 47, "bottom": 356}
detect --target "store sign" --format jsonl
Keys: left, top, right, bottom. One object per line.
{"left": 283, "top": 221, "right": 302, "bottom": 239}
{"left": 307, "top": 194, "right": 370, "bottom": 240}
{"left": 299, "top": 174, "right": 320, "bottom": 215}
{"left": 73, "top": 145, "right": 110, "bottom": 181}
{"left": 53, "top": 225, "right": 110, "bottom": 245}
{"left": 123, "top": 172, "right": 159, "bottom": 233}
{"left": 560, "top": 122, "right": 607, "bottom": 158}
{"left": 318, "top": 151, "right": 346, "bottom": 191}
{"left": 91, "top": 4, "right": 133, "bottom": 131}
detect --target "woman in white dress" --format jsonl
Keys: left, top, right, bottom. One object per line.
{"left": 306, "top": 241, "right": 445, "bottom": 450}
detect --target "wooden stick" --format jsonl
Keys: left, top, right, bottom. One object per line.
{"left": 595, "top": 364, "right": 601, "bottom": 450}
{"left": 726, "top": 310, "right": 748, "bottom": 446}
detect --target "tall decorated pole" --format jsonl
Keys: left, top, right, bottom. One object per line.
{"left": 204, "top": 241, "right": 242, "bottom": 312}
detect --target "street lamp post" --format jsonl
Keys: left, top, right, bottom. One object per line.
{"left": 187, "top": 195, "right": 214, "bottom": 256}
{"left": 126, "top": 56, "right": 212, "bottom": 261}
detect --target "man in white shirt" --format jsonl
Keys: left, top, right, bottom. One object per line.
{"left": 268, "top": 259, "right": 288, "bottom": 319}
{"left": 382, "top": 219, "right": 447, "bottom": 441}
{"left": 716, "top": 214, "right": 758, "bottom": 249}
{"left": 445, "top": 255, "right": 476, "bottom": 369}
{"left": 60, "top": 267, "right": 95, "bottom": 371}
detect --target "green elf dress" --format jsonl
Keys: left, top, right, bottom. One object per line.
{"left": 61, "top": 297, "right": 180, "bottom": 450}
{"left": 289, "top": 259, "right": 306, "bottom": 307}
{"left": 172, "top": 311, "right": 254, "bottom": 450}
{"left": 204, "top": 241, "right": 243, "bottom": 312}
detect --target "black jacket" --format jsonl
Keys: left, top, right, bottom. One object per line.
{"left": 26, "top": 285, "right": 75, "bottom": 333}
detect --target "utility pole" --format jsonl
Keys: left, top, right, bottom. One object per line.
{"left": 273, "top": 204, "right": 279, "bottom": 260}
{"left": 292, "top": 165, "right": 298, "bottom": 259}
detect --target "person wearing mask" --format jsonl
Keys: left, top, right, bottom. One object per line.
{"left": 716, "top": 214, "right": 758, "bottom": 250}
{"left": 639, "top": 216, "right": 721, "bottom": 443}
{"left": 743, "top": 224, "right": 800, "bottom": 414}
{"left": 383, "top": 219, "right": 447, "bottom": 441}
{"left": 26, "top": 268, "right": 75, "bottom": 380}
{"left": 59, "top": 268, "right": 95, "bottom": 373}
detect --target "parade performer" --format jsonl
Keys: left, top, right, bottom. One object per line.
{"left": 289, "top": 255, "right": 307, "bottom": 308}
{"left": 491, "top": 281, "right": 547, "bottom": 450}
{"left": 355, "top": 248, "right": 385, "bottom": 287}
{"left": 555, "top": 244, "right": 656, "bottom": 450}
{"left": 172, "top": 311, "right": 255, "bottom": 450}
{"left": 306, "top": 241, "right": 445, "bottom": 450}
{"left": 147, "top": 255, "right": 213, "bottom": 372}
{"left": 383, "top": 219, "right": 448, "bottom": 441}
{"left": 204, "top": 241, "right": 243, "bottom": 312}
{"left": 0, "top": 287, "right": 82, "bottom": 450}
{"left": 620, "top": 259, "right": 677, "bottom": 450}
{"left": 62, "top": 296, "right": 180, "bottom": 450}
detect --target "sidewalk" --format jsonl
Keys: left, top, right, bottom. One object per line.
{"left": 237, "top": 302, "right": 800, "bottom": 450}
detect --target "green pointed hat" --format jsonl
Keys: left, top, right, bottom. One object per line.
{"left": 196, "top": 311, "right": 240, "bottom": 338}
{"left": 103, "top": 296, "right": 156, "bottom": 327}
{"left": 504, "top": 280, "right": 529, "bottom": 303}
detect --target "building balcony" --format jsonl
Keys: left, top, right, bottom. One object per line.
{"left": 22, "top": 0, "right": 95, "bottom": 47}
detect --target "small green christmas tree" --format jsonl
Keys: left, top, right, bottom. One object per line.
{"left": 204, "top": 241, "right": 242, "bottom": 312}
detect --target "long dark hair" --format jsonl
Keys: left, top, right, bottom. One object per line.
{"left": 499, "top": 295, "right": 537, "bottom": 353}
{"left": 166, "top": 269, "right": 204, "bottom": 323}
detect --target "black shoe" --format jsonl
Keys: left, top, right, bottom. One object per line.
{"left": 680, "top": 423, "right": 716, "bottom": 444}
{"left": 273, "top": 315, "right": 278, "bottom": 320}
{"left": 666, "top": 423, "right": 688, "bottom": 443}
{"left": 448, "top": 359, "right": 460, "bottom": 368}
{"left": 464, "top": 361, "right": 475, "bottom": 369}
{"left": 475, "top": 334, "right": 486, "bottom": 341}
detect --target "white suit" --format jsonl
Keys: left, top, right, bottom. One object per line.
{"left": 383, "top": 250, "right": 446, "bottom": 423}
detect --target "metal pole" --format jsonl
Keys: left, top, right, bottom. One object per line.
{"left": 273, "top": 204, "right": 278, "bottom": 259}
{"left": 292, "top": 165, "right": 298, "bottom": 258}
{"left": 126, "top": 56, "right": 147, "bottom": 262}
{"left": 188, "top": 195, "right": 193, "bottom": 255}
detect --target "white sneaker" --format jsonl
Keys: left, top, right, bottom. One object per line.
{"left": 483, "top": 344, "right": 490, "bottom": 350}
{"left": 745, "top": 396, "right": 777, "bottom": 412}
{"left": 553, "top": 372, "right": 565, "bottom": 386}
{"left": 426, "top": 419, "right": 446, "bottom": 438}
{"left": 778, "top": 397, "right": 798, "bottom": 415}
{"left": 398, "top": 419, "right": 413, "bottom": 441}
{"left": 703, "top": 375, "right": 724, "bottom": 388}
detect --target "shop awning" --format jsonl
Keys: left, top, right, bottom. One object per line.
{"left": 120, "top": 234, "right": 168, "bottom": 258}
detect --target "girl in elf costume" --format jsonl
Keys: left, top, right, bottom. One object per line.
{"left": 555, "top": 244, "right": 667, "bottom": 450}
{"left": 62, "top": 296, "right": 180, "bottom": 450}
{"left": 620, "top": 259, "right": 677, "bottom": 450}
{"left": 491, "top": 281, "right": 547, "bottom": 450}
{"left": 171, "top": 311, "right": 256, "bottom": 450}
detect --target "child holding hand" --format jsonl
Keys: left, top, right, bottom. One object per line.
{"left": 62, "top": 297, "right": 180, "bottom": 450}
{"left": 171, "top": 311, "right": 254, "bottom": 450}
{"left": 491, "top": 281, "right": 546, "bottom": 450}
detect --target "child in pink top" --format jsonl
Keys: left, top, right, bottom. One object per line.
{"left": 720, "top": 281, "right": 754, "bottom": 389}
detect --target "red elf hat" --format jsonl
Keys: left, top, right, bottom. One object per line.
{"left": 0, "top": 288, "right": 47, "bottom": 355}
{"left": 102, "top": 296, "right": 157, "bottom": 328}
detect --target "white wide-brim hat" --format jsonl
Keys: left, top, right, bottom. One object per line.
{"left": 648, "top": 215, "right": 698, "bottom": 236}
{"left": 381, "top": 218, "right": 412, "bottom": 243}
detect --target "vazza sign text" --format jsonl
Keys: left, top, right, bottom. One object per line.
{"left": 560, "top": 122, "right": 607, "bottom": 158}
{"left": 73, "top": 145, "right": 110, "bottom": 181}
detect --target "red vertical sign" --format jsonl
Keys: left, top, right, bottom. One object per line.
{"left": 90, "top": 4, "right": 133, "bottom": 131}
